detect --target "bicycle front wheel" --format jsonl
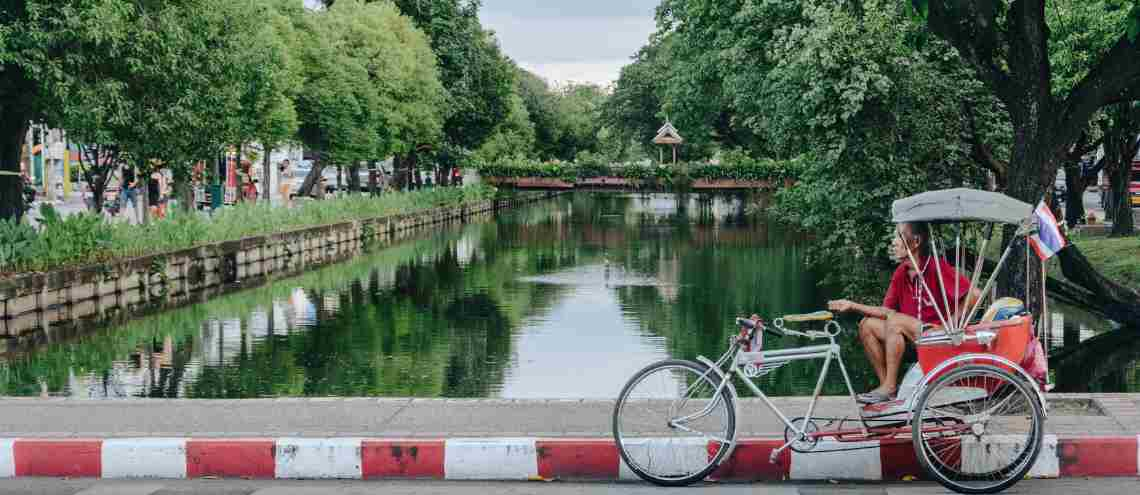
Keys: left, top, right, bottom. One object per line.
{"left": 612, "top": 359, "right": 736, "bottom": 486}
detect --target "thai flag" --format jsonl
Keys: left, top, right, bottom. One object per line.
{"left": 1028, "top": 201, "right": 1067, "bottom": 260}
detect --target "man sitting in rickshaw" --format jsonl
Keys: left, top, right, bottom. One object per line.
{"left": 827, "top": 222, "right": 981, "bottom": 404}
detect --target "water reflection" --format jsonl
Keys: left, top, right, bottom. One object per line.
{"left": 0, "top": 193, "right": 1134, "bottom": 398}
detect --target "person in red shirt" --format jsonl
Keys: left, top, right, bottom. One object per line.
{"left": 827, "top": 222, "right": 980, "bottom": 404}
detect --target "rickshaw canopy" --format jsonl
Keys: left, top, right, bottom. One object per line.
{"left": 892, "top": 188, "right": 1033, "bottom": 225}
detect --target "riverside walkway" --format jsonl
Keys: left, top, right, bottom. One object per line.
{"left": 1, "top": 394, "right": 1135, "bottom": 438}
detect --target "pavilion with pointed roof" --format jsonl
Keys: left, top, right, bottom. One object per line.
{"left": 653, "top": 121, "right": 683, "bottom": 164}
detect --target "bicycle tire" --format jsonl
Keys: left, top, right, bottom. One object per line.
{"left": 612, "top": 359, "right": 736, "bottom": 486}
{"left": 912, "top": 364, "right": 1044, "bottom": 494}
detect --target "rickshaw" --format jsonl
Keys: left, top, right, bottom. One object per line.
{"left": 612, "top": 188, "right": 1050, "bottom": 494}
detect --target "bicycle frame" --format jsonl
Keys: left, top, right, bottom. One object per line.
{"left": 682, "top": 320, "right": 868, "bottom": 463}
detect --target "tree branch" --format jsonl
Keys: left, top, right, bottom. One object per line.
{"left": 1054, "top": 34, "right": 1140, "bottom": 148}
{"left": 963, "top": 101, "right": 1008, "bottom": 185}
{"left": 927, "top": 1, "right": 1016, "bottom": 105}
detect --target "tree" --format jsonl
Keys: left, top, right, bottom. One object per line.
{"left": 515, "top": 69, "right": 564, "bottom": 161}
{"left": 603, "top": 41, "right": 670, "bottom": 159}
{"left": 294, "top": 0, "right": 445, "bottom": 195}
{"left": 910, "top": 0, "right": 1140, "bottom": 305}
{"left": 1, "top": 1, "right": 49, "bottom": 221}
{"left": 1101, "top": 103, "right": 1139, "bottom": 235}
{"left": 760, "top": 1, "right": 988, "bottom": 296}
{"left": 472, "top": 92, "right": 535, "bottom": 164}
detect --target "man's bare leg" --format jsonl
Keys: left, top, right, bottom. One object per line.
{"left": 858, "top": 318, "right": 888, "bottom": 388}
{"left": 880, "top": 312, "right": 923, "bottom": 395}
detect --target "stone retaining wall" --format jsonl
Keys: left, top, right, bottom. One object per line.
{"left": 0, "top": 192, "right": 559, "bottom": 340}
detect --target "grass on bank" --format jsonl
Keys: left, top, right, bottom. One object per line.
{"left": 1066, "top": 234, "right": 1140, "bottom": 292}
{"left": 0, "top": 184, "right": 498, "bottom": 275}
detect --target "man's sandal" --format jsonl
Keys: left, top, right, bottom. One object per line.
{"left": 856, "top": 391, "right": 893, "bottom": 404}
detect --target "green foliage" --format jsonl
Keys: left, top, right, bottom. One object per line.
{"left": 0, "top": 185, "right": 497, "bottom": 273}
{"left": 0, "top": 218, "right": 37, "bottom": 270}
{"left": 293, "top": 0, "right": 446, "bottom": 166}
{"left": 390, "top": 0, "right": 516, "bottom": 158}
{"left": 29, "top": 204, "right": 113, "bottom": 270}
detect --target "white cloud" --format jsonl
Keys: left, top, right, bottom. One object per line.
{"left": 518, "top": 59, "right": 629, "bottom": 87}
{"left": 481, "top": 13, "right": 655, "bottom": 86}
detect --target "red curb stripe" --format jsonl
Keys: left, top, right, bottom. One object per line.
{"left": 536, "top": 440, "right": 619, "bottom": 480}
{"left": 186, "top": 439, "right": 275, "bottom": 479}
{"left": 879, "top": 438, "right": 954, "bottom": 480}
{"left": 1058, "top": 437, "right": 1139, "bottom": 477}
{"left": 710, "top": 439, "right": 789, "bottom": 481}
{"left": 13, "top": 440, "right": 102, "bottom": 478}
{"left": 362, "top": 440, "right": 445, "bottom": 479}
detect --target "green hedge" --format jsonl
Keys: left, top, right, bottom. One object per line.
{"left": 0, "top": 185, "right": 499, "bottom": 275}
{"left": 476, "top": 152, "right": 800, "bottom": 184}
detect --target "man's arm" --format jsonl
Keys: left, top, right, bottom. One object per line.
{"left": 827, "top": 299, "right": 896, "bottom": 320}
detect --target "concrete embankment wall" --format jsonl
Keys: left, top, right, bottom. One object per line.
{"left": 0, "top": 192, "right": 560, "bottom": 342}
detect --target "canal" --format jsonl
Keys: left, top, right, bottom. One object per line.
{"left": 0, "top": 193, "right": 1135, "bottom": 398}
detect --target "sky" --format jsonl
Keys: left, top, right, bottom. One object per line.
{"left": 479, "top": 1, "right": 660, "bottom": 87}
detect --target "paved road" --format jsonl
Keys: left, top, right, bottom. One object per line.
{"left": 0, "top": 479, "right": 1134, "bottom": 495}
{"left": 0, "top": 394, "right": 1132, "bottom": 438}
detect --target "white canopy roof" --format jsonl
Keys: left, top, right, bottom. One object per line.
{"left": 891, "top": 188, "right": 1034, "bottom": 225}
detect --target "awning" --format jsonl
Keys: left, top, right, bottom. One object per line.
{"left": 891, "top": 188, "right": 1034, "bottom": 225}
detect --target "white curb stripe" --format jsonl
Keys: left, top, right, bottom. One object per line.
{"left": 961, "top": 434, "right": 1059, "bottom": 479}
{"left": 1030, "top": 434, "right": 1059, "bottom": 478}
{"left": 102, "top": 438, "right": 187, "bottom": 479}
{"left": 444, "top": 438, "right": 537, "bottom": 480}
{"left": 275, "top": 438, "right": 362, "bottom": 479}
{"left": 790, "top": 440, "right": 881, "bottom": 480}
{"left": 616, "top": 437, "right": 709, "bottom": 482}
{"left": 0, "top": 439, "right": 14, "bottom": 478}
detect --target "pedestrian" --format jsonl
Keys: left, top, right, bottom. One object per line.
{"left": 120, "top": 165, "right": 138, "bottom": 222}
{"left": 278, "top": 159, "right": 293, "bottom": 207}
{"left": 148, "top": 169, "right": 166, "bottom": 219}
{"left": 452, "top": 167, "right": 462, "bottom": 186}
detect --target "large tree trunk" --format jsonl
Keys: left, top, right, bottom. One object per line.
{"left": 1062, "top": 162, "right": 1086, "bottom": 227}
{"left": 998, "top": 111, "right": 1053, "bottom": 317}
{"left": 1103, "top": 105, "right": 1139, "bottom": 235}
{"left": 173, "top": 164, "right": 193, "bottom": 214}
{"left": 297, "top": 158, "right": 323, "bottom": 198}
{"left": 348, "top": 162, "right": 361, "bottom": 193}
{"left": 1, "top": 111, "right": 31, "bottom": 222}
{"left": 1058, "top": 246, "right": 1140, "bottom": 328}
{"left": 1108, "top": 160, "right": 1135, "bottom": 235}
{"left": 394, "top": 153, "right": 415, "bottom": 191}
{"left": 262, "top": 146, "right": 273, "bottom": 202}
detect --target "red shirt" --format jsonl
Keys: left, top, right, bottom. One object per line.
{"left": 883, "top": 257, "right": 970, "bottom": 326}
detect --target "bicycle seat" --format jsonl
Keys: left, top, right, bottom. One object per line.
{"left": 781, "top": 311, "right": 834, "bottom": 322}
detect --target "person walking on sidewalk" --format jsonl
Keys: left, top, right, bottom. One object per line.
{"left": 278, "top": 159, "right": 293, "bottom": 207}
{"left": 148, "top": 169, "right": 166, "bottom": 219}
{"left": 119, "top": 165, "right": 138, "bottom": 222}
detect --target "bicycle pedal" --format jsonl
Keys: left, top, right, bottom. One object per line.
{"left": 768, "top": 452, "right": 781, "bottom": 465}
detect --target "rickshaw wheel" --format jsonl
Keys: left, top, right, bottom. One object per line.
{"left": 912, "top": 364, "right": 1044, "bottom": 494}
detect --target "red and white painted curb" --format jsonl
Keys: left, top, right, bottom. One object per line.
{"left": 0, "top": 436, "right": 1136, "bottom": 480}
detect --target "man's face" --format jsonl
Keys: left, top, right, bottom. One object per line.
{"left": 891, "top": 224, "right": 913, "bottom": 262}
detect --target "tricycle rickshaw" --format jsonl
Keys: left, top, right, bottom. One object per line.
{"left": 612, "top": 188, "right": 1052, "bottom": 494}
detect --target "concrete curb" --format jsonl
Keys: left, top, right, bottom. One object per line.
{"left": 0, "top": 436, "right": 1137, "bottom": 481}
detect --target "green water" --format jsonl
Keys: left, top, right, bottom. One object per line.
{"left": 0, "top": 193, "right": 1134, "bottom": 398}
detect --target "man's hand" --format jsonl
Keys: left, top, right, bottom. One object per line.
{"left": 827, "top": 299, "right": 855, "bottom": 313}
